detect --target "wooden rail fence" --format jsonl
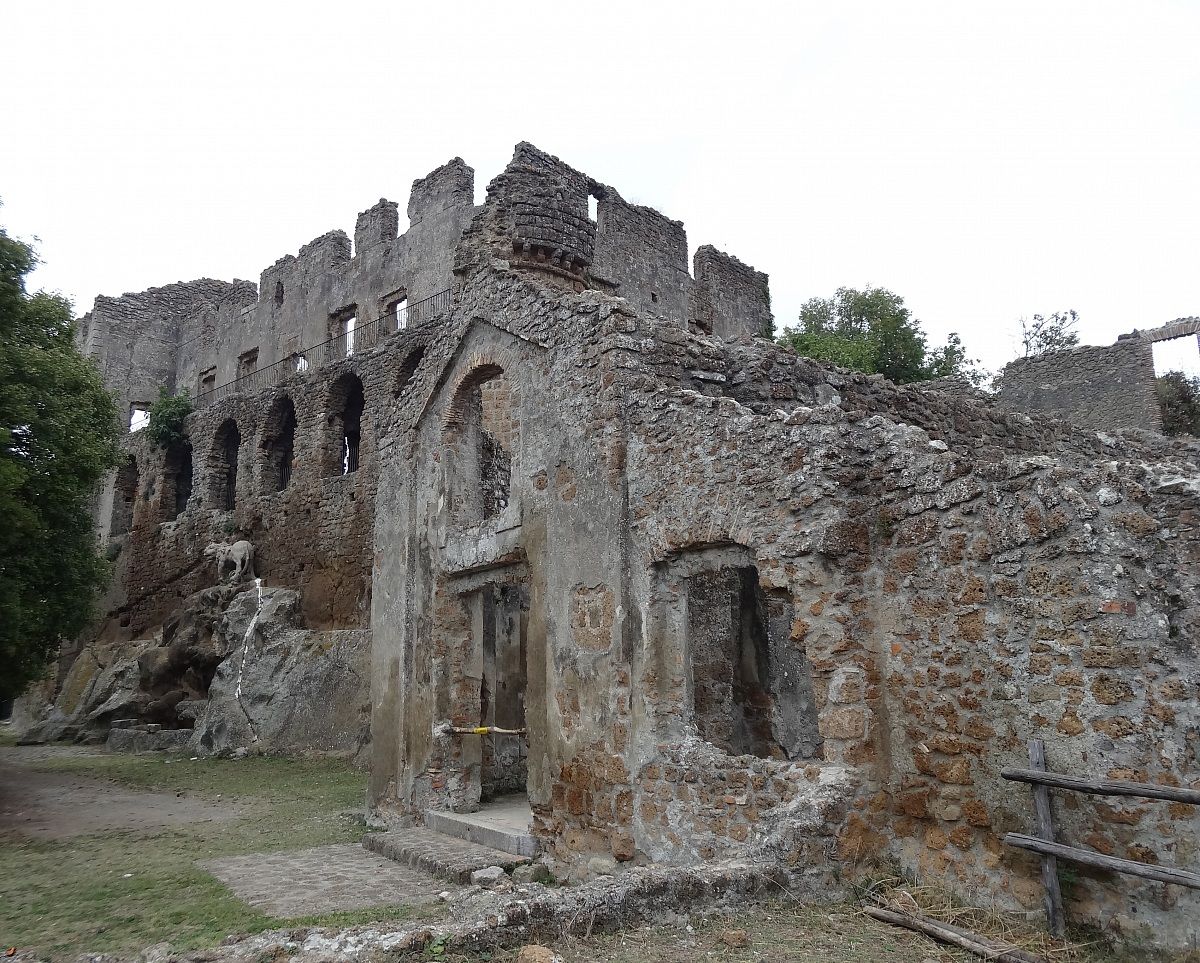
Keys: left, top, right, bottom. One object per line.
{"left": 1002, "top": 738, "right": 1200, "bottom": 937}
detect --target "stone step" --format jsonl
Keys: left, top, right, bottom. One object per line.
{"left": 423, "top": 803, "right": 539, "bottom": 858}
{"left": 362, "top": 828, "right": 530, "bottom": 885}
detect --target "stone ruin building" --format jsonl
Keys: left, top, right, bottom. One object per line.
{"left": 16, "top": 143, "right": 1200, "bottom": 948}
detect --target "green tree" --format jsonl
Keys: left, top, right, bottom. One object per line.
{"left": 0, "top": 222, "right": 120, "bottom": 701}
{"left": 1156, "top": 371, "right": 1200, "bottom": 436}
{"left": 1019, "top": 310, "right": 1080, "bottom": 356}
{"left": 776, "top": 285, "right": 981, "bottom": 385}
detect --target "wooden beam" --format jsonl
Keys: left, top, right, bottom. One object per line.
{"left": 1005, "top": 834, "right": 1200, "bottom": 890}
{"left": 1027, "top": 740, "right": 1066, "bottom": 937}
{"left": 863, "top": 906, "right": 1045, "bottom": 963}
{"left": 1001, "top": 768, "right": 1200, "bottom": 806}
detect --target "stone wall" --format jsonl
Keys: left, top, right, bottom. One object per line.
{"left": 591, "top": 190, "right": 690, "bottom": 321}
{"left": 44, "top": 141, "right": 1200, "bottom": 951}
{"left": 996, "top": 338, "right": 1163, "bottom": 433}
{"left": 690, "top": 245, "right": 773, "bottom": 339}
{"left": 364, "top": 146, "right": 1199, "bottom": 945}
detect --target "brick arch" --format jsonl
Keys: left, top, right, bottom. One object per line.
{"left": 442, "top": 356, "right": 522, "bottom": 525}
{"left": 440, "top": 344, "right": 525, "bottom": 432}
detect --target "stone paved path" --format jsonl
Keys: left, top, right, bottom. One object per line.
{"left": 200, "top": 843, "right": 454, "bottom": 917}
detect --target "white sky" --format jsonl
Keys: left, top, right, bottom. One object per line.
{"left": 2, "top": 1, "right": 1198, "bottom": 377}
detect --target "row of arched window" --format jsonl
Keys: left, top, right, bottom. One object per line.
{"left": 109, "top": 372, "right": 372, "bottom": 535}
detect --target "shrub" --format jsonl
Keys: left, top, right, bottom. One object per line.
{"left": 146, "top": 389, "right": 193, "bottom": 449}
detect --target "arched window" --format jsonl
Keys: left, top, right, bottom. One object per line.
{"left": 163, "top": 440, "right": 193, "bottom": 520}
{"left": 445, "top": 365, "right": 516, "bottom": 523}
{"left": 110, "top": 455, "right": 139, "bottom": 535}
{"left": 261, "top": 396, "right": 296, "bottom": 492}
{"left": 210, "top": 419, "right": 241, "bottom": 510}
{"left": 326, "top": 374, "right": 365, "bottom": 476}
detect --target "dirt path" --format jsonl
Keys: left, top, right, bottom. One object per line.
{"left": 0, "top": 745, "right": 243, "bottom": 840}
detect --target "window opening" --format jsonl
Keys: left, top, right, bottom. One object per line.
{"left": 110, "top": 456, "right": 139, "bottom": 535}
{"left": 211, "top": 420, "right": 241, "bottom": 510}
{"left": 329, "top": 306, "right": 358, "bottom": 358}
{"left": 163, "top": 440, "right": 193, "bottom": 520}
{"left": 386, "top": 295, "right": 409, "bottom": 331}
{"left": 262, "top": 397, "right": 296, "bottom": 491}
{"left": 200, "top": 368, "right": 216, "bottom": 395}
{"left": 327, "top": 375, "right": 365, "bottom": 476}
{"left": 129, "top": 406, "right": 150, "bottom": 432}
{"left": 274, "top": 280, "right": 284, "bottom": 306}
{"left": 237, "top": 348, "right": 259, "bottom": 379}
{"left": 587, "top": 194, "right": 599, "bottom": 223}
{"left": 445, "top": 366, "right": 515, "bottom": 524}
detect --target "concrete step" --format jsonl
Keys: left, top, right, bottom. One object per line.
{"left": 362, "top": 828, "right": 530, "bottom": 885}
{"left": 423, "top": 799, "right": 539, "bottom": 858}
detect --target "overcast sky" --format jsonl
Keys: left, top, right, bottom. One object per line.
{"left": 3, "top": 1, "right": 1197, "bottom": 376}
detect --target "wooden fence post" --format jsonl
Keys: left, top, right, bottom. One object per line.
{"left": 1028, "top": 738, "right": 1066, "bottom": 937}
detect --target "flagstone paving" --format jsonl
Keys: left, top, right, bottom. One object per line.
{"left": 201, "top": 842, "right": 455, "bottom": 917}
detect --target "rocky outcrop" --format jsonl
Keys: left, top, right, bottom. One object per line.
{"left": 17, "top": 580, "right": 370, "bottom": 761}
{"left": 191, "top": 585, "right": 370, "bottom": 759}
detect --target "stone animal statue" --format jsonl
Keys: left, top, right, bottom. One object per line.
{"left": 203, "top": 539, "right": 255, "bottom": 584}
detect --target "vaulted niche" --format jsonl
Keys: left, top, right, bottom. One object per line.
{"left": 162, "top": 440, "right": 193, "bottom": 520}
{"left": 210, "top": 419, "right": 240, "bottom": 510}
{"left": 110, "top": 455, "right": 139, "bottom": 535}
{"left": 666, "top": 550, "right": 822, "bottom": 761}
{"left": 444, "top": 365, "right": 516, "bottom": 525}
{"left": 261, "top": 396, "right": 296, "bottom": 492}
{"left": 326, "top": 374, "right": 365, "bottom": 476}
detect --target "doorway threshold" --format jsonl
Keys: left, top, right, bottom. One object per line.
{"left": 424, "top": 794, "right": 537, "bottom": 857}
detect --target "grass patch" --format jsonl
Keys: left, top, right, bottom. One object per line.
{"left": 0, "top": 750, "right": 428, "bottom": 961}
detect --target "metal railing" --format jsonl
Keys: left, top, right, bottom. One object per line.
{"left": 195, "top": 288, "right": 451, "bottom": 408}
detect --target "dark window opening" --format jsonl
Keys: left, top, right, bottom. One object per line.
{"left": 274, "top": 280, "right": 284, "bottom": 306}
{"left": 394, "top": 347, "right": 425, "bottom": 398}
{"left": 261, "top": 397, "right": 296, "bottom": 492}
{"left": 327, "top": 374, "right": 365, "bottom": 476}
{"left": 237, "top": 349, "right": 259, "bottom": 379}
{"left": 480, "top": 424, "right": 511, "bottom": 518}
{"left": 651, "top": 291, "right": 659, "bottom": 304}
{"left": 385, "top": 293, "right": 409, "bottom": 331}
{"left": 211, "top": 419, "right": 241, "bottom": 510}
{"left": 163, "top": 440, "right": 193, "bottom": 520}
{"left": 445, "top": 366, "right": 514, "bottom": 523}
{"left": 687, "top": 565, "right": 777, "bottom": 759}
{"left": 110, "top": 455, "right": 139, "bottom": 536}
{"left": 329, "top": 306, "right": 358, "bottom": 357}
